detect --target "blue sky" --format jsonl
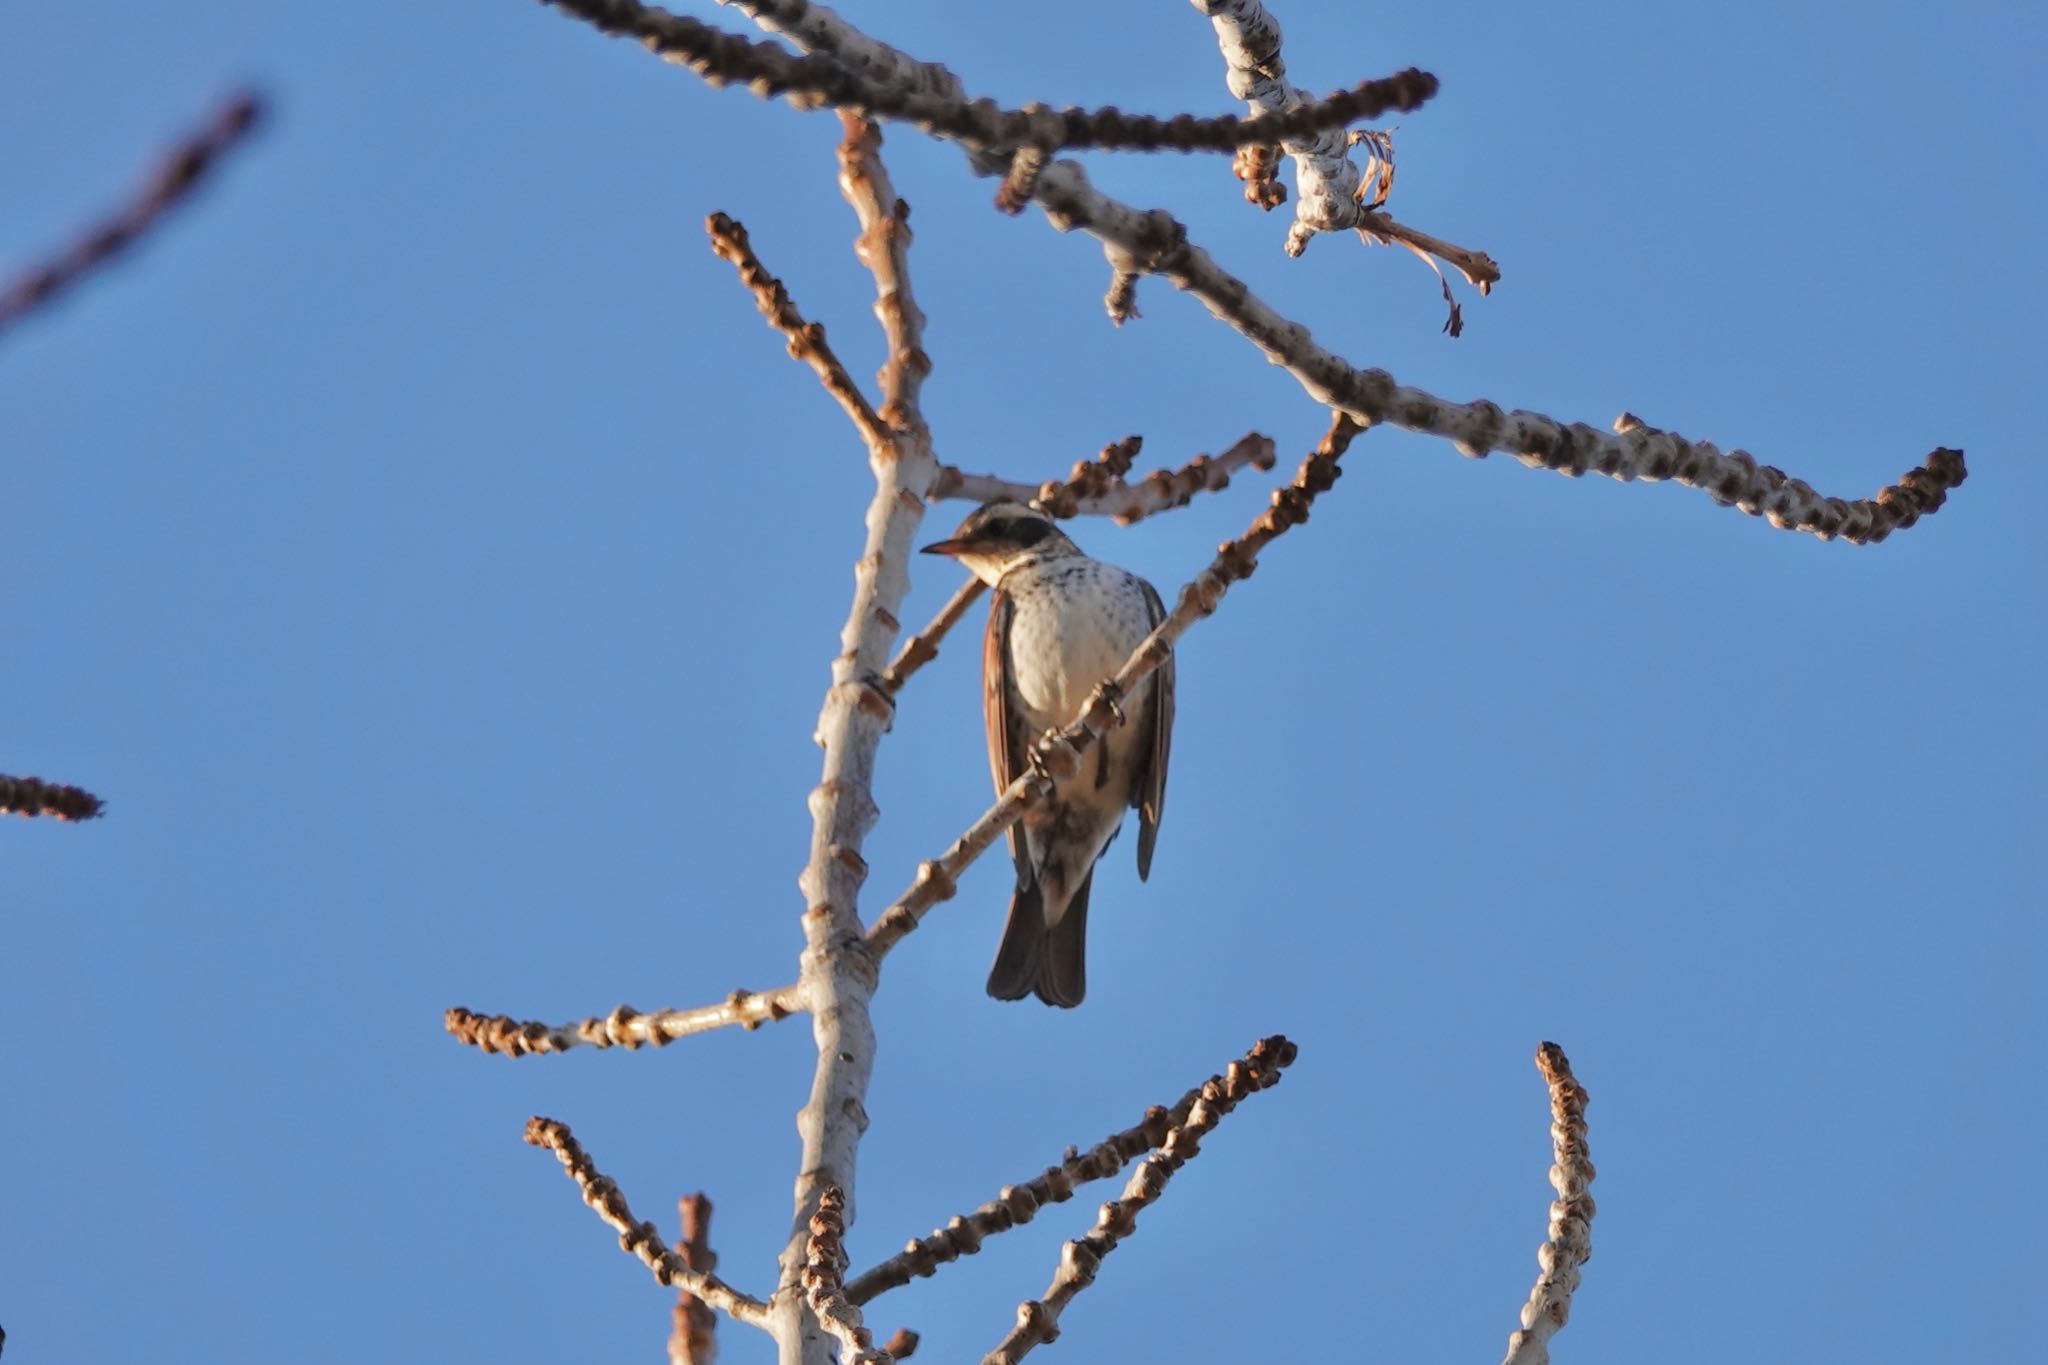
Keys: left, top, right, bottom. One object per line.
{"left": 3, "top": 3, "right": 2040, "bottom": 1361}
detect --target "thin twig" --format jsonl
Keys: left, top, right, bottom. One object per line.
{"left": 705, "top": 212, "right": 891, "bottom": 450}
{"left": 981, "top": 1036, "right": 1300, "bottom": 1364}
{"left": 880, "top": 575, "right": 986, "bottom": 698}
{"left": 544, "top": 0, "right": 1434, "bottom": 155}
{"left": 1500, "top": 1043, "right": 1596, "bottom": 1365}
{"left": 836, "top": 113, "right": 930, "bottom": 430}
{"left": 847, "top": 1035, "right": 1298, "bottom": 1304}
{"left": 864, "top": 415, "right": 1365, "bottom": 964}
{"left": 671, "top": 1195, "right": 720, "bottom": 1365}
{"left": 443, "top": 990, "right": 802, "bottom": 1057}
{"left": 932, "top": 431, "right": 1278, "bottom": 525}
{"left": 0, "top": 91, "right": 265, "bottom": 343}
{"left": 0, "top": 774, "right": 106, "bottom": 822}
{"left": 1358, "top": 209, "right": 1499, "bottom": 291}
{"left": 804, "top": 1188, "right": 891, "bottom": 1364}
{"left": 523, "top": 1118, "right": 772, "bottom": 1327}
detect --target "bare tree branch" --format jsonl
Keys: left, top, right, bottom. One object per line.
{"left": 1195, "top": 0, "right": 1498, "bottom": 299}
{"left": 863, "top": 414, "right": 1366, "bottom": 963}
{"left": 836, "top": 113, "right": 930, "bottom": 429}
{"left": 699, "top": 4, "right": 1966, "bottom": 542}
{"left": 717, "top": 0, "right": 966, "bottom": 106}
{"left": 545, "top": 0, "right": 1434, "bottom": 154}
{"left": 671, "top": 1195, "right": 721, "bottom": 1365}
{"left": 523, "top": 1117, "right": 773, "bottom": 1327}
{"left": 803, "top": 1188, "right": 892, "bottom": 1364}
{"left": 846, "top": 1035, "right": 1298, "bottom": 1304}
{"left": 1358, "top": 208, "right": 1499, "bottom": 292}
{"left": 0, "top": 774, "right": 106, "bottom": 822}
{"left": 706, "top": 212, "right": 892, "bottom": 451}
{"left": 773, "top": 114, "right": 942, "bottom": 1365}
{"left": 1022, "top": 159, "right": 1966, "bottom": 542}
{"left": 880, "top": 574, "right": 986, "bottom": 699}
{"left": 937, "top": 431, "right": 1279, "bottom": 524}
{"left": 981, "top": 1036, "right": 1300, "bottom": 1364}
{"left": 0, "top": 90, "right": 264, "bottom": 344}
{"left": 443, "top": 991, "right": 802, "bottom": 1058}
{"left": 1500, "top": 1042, "right": 1596, "bottom": 1365}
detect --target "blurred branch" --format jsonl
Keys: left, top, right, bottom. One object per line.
{"left": 443, "top": 990, "right": 801, "bottom": 1057}
{"left": 981, "top": 1036, "right": 1299, "bottom": 1364}
{"left": 0, "top": 90, "right": 264, "bottom": 344}
{"left": 1500, "top": 1043, "right": 1596, "bottom": 1365}
{"left": 863, "top": 414, "right": 1366, "bottom": 964}
{"left": 847, "top": 1035, "right": 1298, "bottom": 1304}
{"left": 705, "top": 211, "right": 891, "bottom": 451}
{"left": 546, "top": 0, "right": 1433, "bottom": 154}
{"left": 670, "top": 1195, "right": 721, "bottom": 1365}
{"left": 523, "top": 1117, "right": 772, "bottom": 1327}
{"left": 0, "top": 774, "right": 105, "bottom": 822}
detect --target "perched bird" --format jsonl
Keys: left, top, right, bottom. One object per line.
{"left": 920, "top": 502, "right": 1174, "bottom": 1007}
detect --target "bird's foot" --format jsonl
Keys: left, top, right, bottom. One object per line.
{"left": 1089, "top": 678, "right": 1127, "bottom": 727}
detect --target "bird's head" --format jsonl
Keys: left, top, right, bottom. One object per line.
{"left": 919, "top": 501, "right": 1078, "bottom": 585}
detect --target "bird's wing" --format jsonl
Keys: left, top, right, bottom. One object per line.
{"left": 983, "top": 587, "right": 1029, "bottom": 862}
{"left": 1134, "top": 579, "right": 1173, "bottom": 881}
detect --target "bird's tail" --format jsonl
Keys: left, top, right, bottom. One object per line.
{"left": 986, "top": 868, "right": 1094, "bottom": 1008}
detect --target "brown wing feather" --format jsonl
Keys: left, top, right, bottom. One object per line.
{"left": 983, "top": 588, "right": 1028, "bottom": 862}
{"left": 1134, "top": 579, "right": 1173, "bottom": 880}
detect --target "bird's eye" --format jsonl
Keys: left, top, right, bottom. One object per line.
{"left": 1011, "top": 518, "right": 1053, "bottom": 546}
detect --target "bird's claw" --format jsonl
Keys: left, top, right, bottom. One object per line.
{"left": 1091, "top": 680, "right": 1127, "bottom": 727}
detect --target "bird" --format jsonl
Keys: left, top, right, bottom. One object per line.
{"left": 920, "top": 501, "right": 1174, "bottom": 1007}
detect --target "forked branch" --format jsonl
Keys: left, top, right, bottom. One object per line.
{"left": 775, "top": 112, "right": 942, "bottom": 1360}
{"left": 546, "top": 0, "right": 1434, "bottom": 155}
{"left": 698, "top": 0, "right": 1965, "bottom": 543}
{"left": 847, "top": 1035, "right": 1300, "bottom": 1304}
{"left": 981, "top": 1036, "right": 1300, "bottom": 1364}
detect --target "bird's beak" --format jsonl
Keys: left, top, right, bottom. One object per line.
{"left": 919, "top": 537, "right": 968, "bottom": 557}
